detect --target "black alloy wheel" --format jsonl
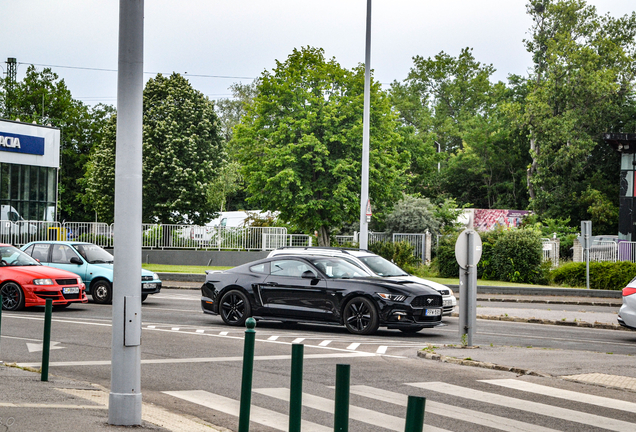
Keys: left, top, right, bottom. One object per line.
{"left": 1, "top": 282, "right": 25, "bottom": 311}
{"left": 91, "top": 280, "right": 112, "bottom": 304}
{"left": 343, "top": 296, "right": 379, "bottom": 335}
{"left": 220, "top": 290, "right": 251, "bottom": 326}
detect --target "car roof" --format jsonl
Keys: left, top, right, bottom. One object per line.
{"left": 269, "top": 247, "right": 373, "bottom": 258}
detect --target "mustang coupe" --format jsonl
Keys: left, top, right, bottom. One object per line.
{"left": 1, "top": 244, "right": 87, "bottom": 311}
{"left": 201, "top": 255, "right": 443, "bottom": 334}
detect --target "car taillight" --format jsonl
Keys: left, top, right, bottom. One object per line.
{"left": 623, "top": 287, "right": 636, "bottom": 297}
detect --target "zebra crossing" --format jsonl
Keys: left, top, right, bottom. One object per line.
{"left": 143, "top": 324, "right": 426, "bottom": 355}
{"left": 163, "top": 379, "right": 636, "bottom": 431}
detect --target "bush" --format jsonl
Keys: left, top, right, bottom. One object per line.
{"left": 368, "top": 241, "right": 418, "bottom": 272}
{"left": 433, "top": 231, "right": 461, "bottom": 278}
{"left": 551, "top": 261, "right": 636, "bottom": 290}
{"left": 490, "top": 229, "right": 544, "bottom": 284}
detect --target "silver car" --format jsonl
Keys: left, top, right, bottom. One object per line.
{"left": 268, "top": 247, "right": 456, "bottom": 315}
{"left": 618, "top": 279, "right": 636, "bottom": 330}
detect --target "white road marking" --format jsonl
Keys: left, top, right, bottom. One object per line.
{"left": 481, "top": 379, "right": 636, "bottom": 413}
{"left": 346, "top": 343, "right": 360, "bottom": 350}
{"left": 26, "top": 341, "right": 65, "bottom": 353}
{"left": 318, "top": 340, "right": 331, "bottom": 346}
{"left": 376, "top": 346, "right": 388, "bottom": 354}
{"left": 171, "top": 327, "right": 180, "bottom": 331}
{"left": 292, "top": 338, "right": 305, "bottom": 344}
{"left": 147, "top": 325, "right": 156, "bottom": 329}
{"left": 254, "top": 387, "right": 449, "bottom": 432}
{"left": 17, "top": 352, "right": 375, "bottom": 368}
{"left": 195, "top": 329, "right": 204, "bottom": 333}
{"left": 163, "top": 390, "right": 331, "bottom": 432}
{"left": 349, "top": 385, "right": 560, "bottom": 432}
{"left": 219, "top": 331, "right": 228, "bottom": 336}
{"left": 408, "top": 382, "right": 635, "bottom": 432}
{"left": 268, "top": 336, "right": 279, "bottom": 341}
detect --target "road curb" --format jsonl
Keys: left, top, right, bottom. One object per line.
{"left": 477, "top": 297, "right": 622, "bottom": 307}
{"left": 416, "top": 350, "right": 551, "bottom": 377}
{"left": 451, "top": 313, "right": 628, "bottom": 331}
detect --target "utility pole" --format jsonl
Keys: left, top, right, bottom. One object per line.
{"left": 359, "top": 0, "right": 372, "bottom": 250}
{"left": 109, "top": 0, "right": 144, "bottom": 426}
{"left": 5, "top": 58, "right": 17, "bottom": 118}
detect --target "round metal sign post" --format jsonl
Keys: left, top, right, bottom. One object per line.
{"left": 455, "top": 229, "right": 482, "bottom": 347}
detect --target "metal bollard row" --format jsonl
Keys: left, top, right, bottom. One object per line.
{"left": 237, "top": 319, "right": 426, "bottom": 432}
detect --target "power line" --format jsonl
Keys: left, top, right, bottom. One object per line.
{"left": 19, "top": 62, "right": 256, "bottom": 80}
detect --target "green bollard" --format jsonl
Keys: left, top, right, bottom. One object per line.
{"left": 333, "top": 364, "right": 350, "bottom": 432}
{"left": 289, "top": 343, "right": 304, "bottom": 432}
{"left": 404, "top": 395, "right": 426, "bottom": 432}
{"left": 41, "top": 298, "right": 53, "bottom": 382}
{"left": 238, "top": 317, "right": 256, "bottom": 432}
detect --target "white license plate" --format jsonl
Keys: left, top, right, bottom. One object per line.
{"left": 425, "top": 309, "right": 441, "bottom": 316}
{"left": 63, "top": 287, "right": 79, "bottom": 294}
{"left": 144, "top": 283, "right": 157, "bottom": 289}
{"left": 443, "top": 299, "right": 453, "bottom": 306}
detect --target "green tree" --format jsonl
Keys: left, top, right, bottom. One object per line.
{"left": 234, "top": 47, "right": 408, "bottom": 246}
{"left": 518, "top": 0, "right": 636, "bottom": 230}
{"left": 0, "top": 65, "right": 114, "bottom": 221}
{"left": 85, "top": 73, "right": 223, "bottom": 224}
{"left": 384, "top": 195, "right": 441, "bottom": 235}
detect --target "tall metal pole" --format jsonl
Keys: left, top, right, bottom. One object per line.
{"left": 359, "top": 0, "right": 372, "bottom": 250}
{"left": 109, "top": 0, "right": 144, "bottom": 425}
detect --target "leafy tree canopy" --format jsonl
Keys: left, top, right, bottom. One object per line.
{"left": 234, "top": 47, "right": 408, "bottom": 246}
{"left": 85, "top": 73, "right": 223, "bottom": 224}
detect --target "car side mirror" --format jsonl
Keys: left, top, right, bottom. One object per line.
{"left": 70, "top": 256, "right": 83, "bottom": 265}
{"left": 301, "top": 270, "right": 317, "bottom": 279}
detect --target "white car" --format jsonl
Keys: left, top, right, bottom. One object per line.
{"left": 268, "top": 247, "right": 456, "bottom": 315}
{"left": 618, "top": 278, "right": 636, "bottom": 330}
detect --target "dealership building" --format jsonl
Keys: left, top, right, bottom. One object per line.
{"left": 0, "top": 119, "right": 59, "bottom": 222}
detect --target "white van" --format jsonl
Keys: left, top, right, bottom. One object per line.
{"left": 0, "top": 205, "right": 37, "bottom": 235}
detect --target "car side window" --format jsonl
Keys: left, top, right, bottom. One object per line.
{"left": 270, "top": 260, "right": 314, "bottom": 278}
{"left": 30, "top": 244, "right": 51, "bottom": 262}
{"left": 51, "top": 244, "right": 81, "bottom": 264}
{"left": 250, "top": 263, "right": 269, "bottom": 274}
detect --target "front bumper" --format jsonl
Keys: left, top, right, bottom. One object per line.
{"left": 379, "top": 303, "right": 443, "bottom": 328}
{"left": 25, "top": 284, "right": 88, "bottom": 307}
{"left": 142, "top": 281, "right": 162, "bottom": 295}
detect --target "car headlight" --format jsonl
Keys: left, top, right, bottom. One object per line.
{"left": 153, "top": 273, "right": 159, "bottom": 280}
{"left": 77, "top": 276, "right": 83, "bottom": 284}
{"left": 33, "top": 278, "right": 54, "bottom": 286}
{"left": 377, "top": 293, "right": 407, "bottom": 302}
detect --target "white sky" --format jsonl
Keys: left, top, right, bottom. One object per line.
{"left": 1, "top": 0, "right": 634, "bottom": 106}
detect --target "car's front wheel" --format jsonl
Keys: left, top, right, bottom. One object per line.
{"left": 219, "top": 289, "right": 251, "bottom": 326}
{"left": 1, "top": 282, "right": 25, "bottom": 311}
{"left": 343, "top": 296, "right": 379, "bottom": 335}
{"left": 91, "top": 280, "right": 112, "bottom": 304}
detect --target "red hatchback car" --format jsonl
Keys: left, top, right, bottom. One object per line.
{"left": 0, "top": 244, "right": 87, "bottom": 311}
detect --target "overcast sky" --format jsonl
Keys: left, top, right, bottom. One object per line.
{"left": 1, "top": 0, "right": 634, "bottom": 106}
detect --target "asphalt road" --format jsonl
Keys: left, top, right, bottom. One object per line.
{"left": 1, "top": 289, "right": 635, "bottom": 432}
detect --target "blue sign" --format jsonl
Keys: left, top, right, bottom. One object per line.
{"left": 0, "top": 131, "right": 45, "bottom": 155}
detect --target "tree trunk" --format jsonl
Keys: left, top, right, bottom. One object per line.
{"left": 527, "top": 135, "right": 538, "bottom": 200}
{"left": 317, "top": 226, "right": 330, "bottom": 247}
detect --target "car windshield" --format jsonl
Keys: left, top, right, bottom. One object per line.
{"left": 73, "top": 243, "right": 114, "bottom": 264}
{"left": 0, "top": 245, "right": 40, "bottom": 266}
{"left": 357, "top": 255, "right": 409, "bottom": 277}
{"left": 307, "top": 257, "right": 371, "bottom": 279}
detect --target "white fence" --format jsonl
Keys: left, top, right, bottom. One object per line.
{"left": 541, "top": 238, "right": 559, "bottom": 267}
{"left": 2, "top": 220, "right": 313, "bottom": 251}
{"left": 573, "top": 239, "right": 636, "bottom": 263}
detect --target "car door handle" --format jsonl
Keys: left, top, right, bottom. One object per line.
{"left": 263, "top": 282, "right": 279, "bottom": 286}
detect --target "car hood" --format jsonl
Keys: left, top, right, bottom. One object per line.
{"left": 384, "top": 275, "right": 450, "bottom": 292}
{"left": 340, "top": 277, "right": 439, "bottom": 296}
{"left": 5, "top": 265, "right": 80, "bottom": 280}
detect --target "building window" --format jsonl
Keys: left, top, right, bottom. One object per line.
{"left": 0, "top": 163, "right": 57, "bottom": 221}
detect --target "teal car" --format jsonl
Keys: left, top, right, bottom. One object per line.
{"left": 20, "top": 241, "right": 161, "bottom": 304}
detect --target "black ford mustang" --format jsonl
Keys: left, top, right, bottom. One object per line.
{"left": 201, "top": 255, "right": 443, "bottom": 335}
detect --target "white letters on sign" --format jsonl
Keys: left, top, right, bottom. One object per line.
{"left": 0, "top": 135, "right": 21, "bottom": 149}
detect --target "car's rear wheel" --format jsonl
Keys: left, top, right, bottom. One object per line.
{"left": 1, "top": 282, "right": 25, "bottom": 311}
{"left": 91, "top": 280, "right": 112, "bottom": 304}
{"left": 399, "top": 326, "right": 424, "bottom": 334}
{"left": 343, "top": 296, "right": 379, "bottom": 335}
{"left": 219, "top": 289, "right": 251, "bottom": 326}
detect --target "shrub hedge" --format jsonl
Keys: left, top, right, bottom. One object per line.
{"left": 550, "top": 261, "right": 636, "bottom": 290}
{"left": 368, "top": 241, "right": 418, "bottom": 272}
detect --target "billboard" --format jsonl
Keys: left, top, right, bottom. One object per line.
{"left": 471, "top": 209, "right": 530, "bottom": 231}
{"left": 0, "top": 119, "right": 60, "bottom": 168}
